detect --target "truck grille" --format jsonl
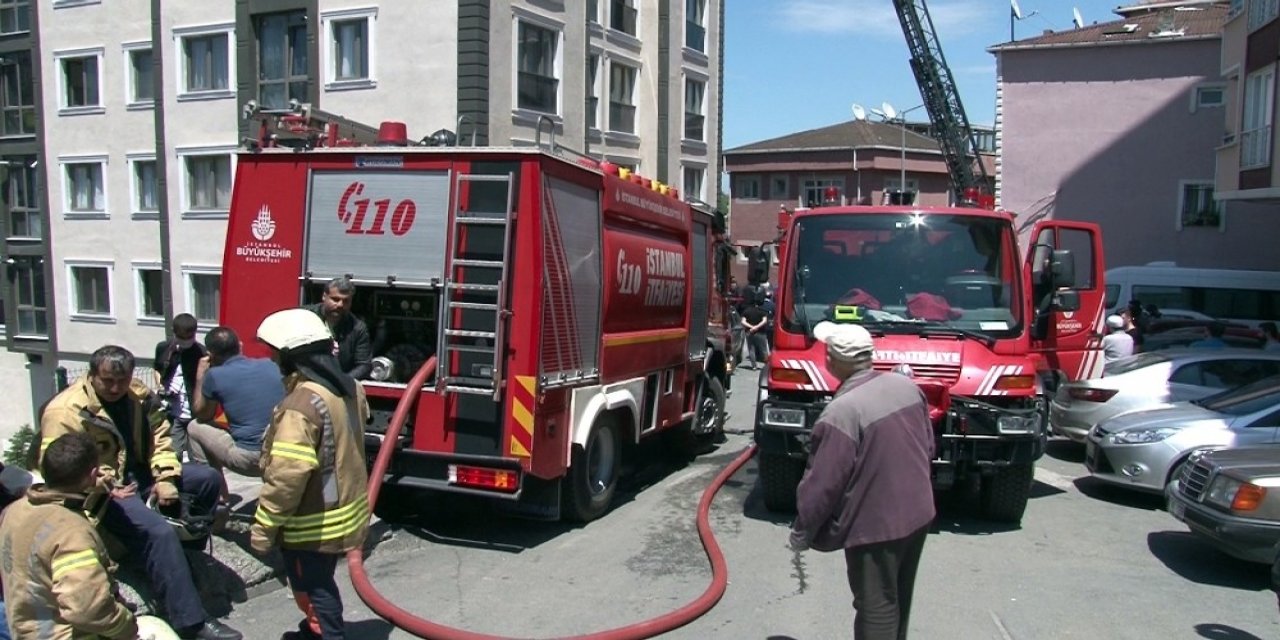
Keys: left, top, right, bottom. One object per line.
{"left": 874, "top": 362, "right": 961, "bottom": 384}
{"left": 1179, "top": 460, "right": 1213, "bottom": 502}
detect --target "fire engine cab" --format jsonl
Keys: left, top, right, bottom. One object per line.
{"left": 220, "top": 104, "right": 734, "bottom": 521}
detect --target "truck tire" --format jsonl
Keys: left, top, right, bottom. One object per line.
{"left": 563, "top": 414, "right": 621, "bottom": 523}
{"left": 665, "top": 377, "right": 726, "bottom": 458}
{"left": 760, "top": 452, "right": 805, "bottom": 512}
{"left": 979, "top": 464, "right": 1035, "bottom": 523}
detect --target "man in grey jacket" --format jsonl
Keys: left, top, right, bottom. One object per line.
{"left": 789, "top": 321, "right": 936, "bottom": 640}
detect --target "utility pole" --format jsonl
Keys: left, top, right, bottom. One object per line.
{"left": 151, "top": 0, "right": 175, "bottom": 337}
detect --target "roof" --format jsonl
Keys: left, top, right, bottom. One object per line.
{"left": 724, "top": 120, "right": 939, "bottom": 155}
{"left": 991, "top": 3, "right": 1226, "bottom": 51}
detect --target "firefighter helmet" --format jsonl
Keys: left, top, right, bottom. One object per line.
{"left": 257, "top": 308, "right": 332, "bottom": 352}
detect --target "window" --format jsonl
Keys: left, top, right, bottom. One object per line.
{"left": 135, "top": 266, "right": 163, "bottom": 320}
{"left": 771, "top": 175, "right": 789, "bottom": 199}
{"left": 588, "top": 0, "right": 599, "bottom": 23}
{"left": 63, "top": 160, "right": 105, "bottom": 215}
{"left": 257, "top": 12, "right": 308, "bottom": 109}
{"left": 131, "top": 157, "right": 158, "bottom": 216}
{"left": 684, "top": 78, "right": 705, "bottom": 141}
{"left": 686, "top": 0, "right": 706, "bottom": 51}
{"left": 185, "top": 270, "right": 220, "bottom": 323}
{"left": 180, "top": 30, "right": 230, "bottom": 96}
{"left": 683, "top": 166, "right": 705, "bottom": 201}
{"left": 1230, "top": 0, "right": 1245, "bottom": 18}
{"left": 58, "top": 52, "right": 101, "bottom": 110}
{"left": 69, "top": 262, "right": 112, "bottom": 317}
{"left": 4, "top": 156, "right": 38, "bottom": 238}
{"left": 12, "top": 255, "right": 45, "bottom": 336}
{"left": 1248, "top": 0, "right": 1278, "bottom": 30}
{"left": 802, "top": 178, "right": 844, "bottom": 207}
{"left": 737, "top": 175, "right": 760, "bottom": 200}
{"left": 184, "top": 154, "right": 231, "bottom": 212}
{"left": 587, "top": 54, "right": 600, "bottom": 129}
{"left": 1179, "top": 181, "right": 1220, "bottom": 229}
{"left": 332, "top": 19, "right": 367, "bottom": 82}
{"left": 127, "top": 46, "right": 153, "bottom": 105}
{"left": 516, "top": 21, "right": 560, "bottom": 114}
{"left": 0, "top": 53, "right": 35, "bottom": 136}
{"left": 1241, "top": 67, "right": 1274, "bottom": 169}
{"left": 884, "top": 177, "right": 920, "bottom": 200}
{"left": 609, "top": 61, "right": 637, "bottom": 133}
{"left": 1194, "top": 85, "right": 1224, "bottom": 110}
{"left": 610, "top": 0, "right": 637, "bottom": 36}
{"left": 0, "top": 0, "right": 30, "bottom": 35}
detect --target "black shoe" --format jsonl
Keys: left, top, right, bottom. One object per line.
{"left": 179, "top": 618, "right": 243, "bottom": 640}
{"left": 280, "top": 621, "right": 322, "bottom": 640}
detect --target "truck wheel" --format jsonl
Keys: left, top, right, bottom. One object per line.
{"left": 665, "top": 378, "right": 727, "bottom": 459}
{"left": 563, "top": 414, "right": 621, "bottom": 522}
{"left": 760, "top": 452, "right": 805, "bottom": 512}
{"left": 979, "top": 464, "right": 1035, "bottom": 523}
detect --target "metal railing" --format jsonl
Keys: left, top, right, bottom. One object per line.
{"left": 686, "top": 21, "right": 706, "bottom": 51}
{"left": 517, "top": 71, "right": 558, "bottom": 113}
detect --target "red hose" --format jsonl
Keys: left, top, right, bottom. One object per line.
{"left": 348, "top": 358, "right": 757, "bottom": 639}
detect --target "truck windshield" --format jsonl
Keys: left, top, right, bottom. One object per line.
{"left": 784, "top": 212, "right": 1021, "bottom": 338}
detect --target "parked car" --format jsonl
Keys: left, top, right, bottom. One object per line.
{"left": 1167, "top": 445, "right": 1280, "bottom": 564}
{"left": 1050, "top": 349, "right": 1280, "bottom": 443}
{"left": 1085, "top": 375, "right": 1280, "bottom": 493}
{"left": 1142, "top": 318, "right": 1265, "bottom": 351}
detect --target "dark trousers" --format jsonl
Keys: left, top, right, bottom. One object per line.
{"left": 169, "top": 416, "right": 193, "bottom": 461}
{"left": 746, "top": 332, "right": 770, "bottom": 367}
{"left": 844, "top": 524, "right": 929, "bottom": 640}
{"left": 283, "top": 549, "right": 345, "bottom": 639}
{"left": 99, "top": 463, "right": 222, "bottom": 630}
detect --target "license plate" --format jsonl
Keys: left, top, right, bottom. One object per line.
{"left": 1169, "top": 499, "right": 1185, "bottom": 521}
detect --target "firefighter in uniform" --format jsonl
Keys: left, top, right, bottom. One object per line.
{"left": 251, "top": 308, "right": 371, "bottom": 640}
{"left": 0, "top": 432, "right": 139, "bottom": 639}
{"left": 39, "top": 345, "right": 241, "bottom": 640}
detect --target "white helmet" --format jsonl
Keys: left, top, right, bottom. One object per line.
{"left": 257, "top": 308, "right": 332, "bottom": 352}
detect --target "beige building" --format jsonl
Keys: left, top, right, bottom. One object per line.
{"left": 0, "top": 0, "right": 723, "bottom": 435}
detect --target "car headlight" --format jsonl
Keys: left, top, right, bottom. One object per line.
{"left": 1109, "top": 427, "right": 1179, "bottom": 444}
{"left": 763, "top": 406, "right": 806, "bottom": 428}
{"left": 1204, "top": 476, "right": 1243, "bottom": 509}
{"left": 997, "top": 414, "right": 1040, "bottom": 435}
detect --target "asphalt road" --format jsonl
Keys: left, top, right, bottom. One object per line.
{"left": 224, "top": 368, "right": 1280, "bottom": 639}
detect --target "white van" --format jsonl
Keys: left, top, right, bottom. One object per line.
{"left": 1104, "top": 262, "right": 1280, "bottom": 327}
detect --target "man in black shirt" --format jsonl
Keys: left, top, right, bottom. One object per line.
{"left": 305, "top": 277, "right": 372, "bottom": 380}
{"left": 740, "top": 303, "right": 770, "bottom": 370}
{"left": 154, "top": 314, "right": 206, "bottom": 459}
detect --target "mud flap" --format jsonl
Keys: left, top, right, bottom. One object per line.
{"left": 492, "top": 475, "right": 561, "bottom": 521}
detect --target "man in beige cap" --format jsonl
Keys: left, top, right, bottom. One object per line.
{"left": 789, "top": 321, "right": 935, "bottom": 640}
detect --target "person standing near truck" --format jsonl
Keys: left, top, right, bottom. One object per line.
{"left": 305, "top": 277, "right": 372, "bottom": 380}
{"left": 789, "top": 321, "right": 935, "bottom": 640}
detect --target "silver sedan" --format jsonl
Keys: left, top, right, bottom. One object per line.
{"left": 1085, "top": 375, "right": 1280, "bottom": 493}
{"left": 1049, "top": 349, "right": 1280, "bottom": 443}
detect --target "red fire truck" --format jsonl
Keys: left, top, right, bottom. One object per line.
{"left": 753, "top": 203, "right": 1105, "bottom": 523}
{"left": 219, "top": 106, "right": 734, "bottom": 522}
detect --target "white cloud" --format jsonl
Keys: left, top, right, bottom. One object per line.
{"left": 776, "top": 0, "right": 994, "bottom": 38}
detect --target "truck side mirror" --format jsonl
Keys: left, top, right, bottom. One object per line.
{"left": 1055, "top": 290, "right": 1081, "bottom": 312}
{"left": 1051, "top": 250, "right": 1075, "bottom": 289}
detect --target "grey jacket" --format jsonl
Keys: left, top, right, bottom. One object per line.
{"left": 790, "top": 369, "right": 936, "bottom": 551}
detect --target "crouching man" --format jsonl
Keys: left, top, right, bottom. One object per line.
{"left": 251, "top": 309, "right": 370, "bottom": 640}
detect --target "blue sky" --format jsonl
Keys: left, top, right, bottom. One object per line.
{"left": 723, "top": 0, "right": 1128, "bottom": 149}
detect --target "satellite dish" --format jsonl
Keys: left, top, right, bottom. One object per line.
{"left": 851, "top": 103, "right": 866, "bottom": 121}
{"left": 1072, "top": 7, "right": 1085, "bottom": 28}
{"left": 1011, "top": 0, "right": 1023, "bottom": 20}
{"left": 881, "top": 102, "right": 897, "bottom": 120}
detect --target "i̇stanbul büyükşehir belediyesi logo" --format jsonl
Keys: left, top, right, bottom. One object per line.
{"left": 252, "top": 205, "right": 276, "bottom": 241}
{"left": 236, "top": 205, "right": 293, "bottom": 264}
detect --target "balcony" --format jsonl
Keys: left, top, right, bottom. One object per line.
{"left": 517, "top": 71, "right": 558, "bottom": 114}
{"left": 686, "top": 21, "right": 706, "bottom": 52}
{"left": 611, "top": 0, "right": 637, "bottom": 36}
{"left": 1240, "top": 125, "right": 1271, "bottom": 169}
{"left": 609, "top": 101, "right": 635, "bottom": 134}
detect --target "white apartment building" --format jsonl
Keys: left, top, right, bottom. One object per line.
{"left": 0, "top": 0, "right": 723, "bottom": 434}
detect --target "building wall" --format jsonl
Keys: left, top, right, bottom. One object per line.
{"left": 997, "top": 39, "right": 1280, "bottom": 270}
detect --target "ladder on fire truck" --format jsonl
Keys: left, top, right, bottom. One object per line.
{"left": 243, "top": 99, "right": 385, "bottom": 149}
{"left": 438, "top": 173, "right": 517, "bottom": 399}
{"left": 891, "top": 0, "right": 991, "bottom": 205}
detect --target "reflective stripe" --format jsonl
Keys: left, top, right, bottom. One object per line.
{"left": 253, "top": 506, "right": 280, "bottom": 527}
{"left": 152, "top": 452, "right": 180, "bottom": 467}
{"left": 280, "top": 496, "right": 370, "bottom": 544}
{"left": 51, "top": 549, "right": 98, "bottom": 581}
{"left": 270, "top": 442, "right": 319, "bottom": 465}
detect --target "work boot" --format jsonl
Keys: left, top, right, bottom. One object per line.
{"left": 280, "top": 620, "right": 322, "bottom": 640}
{"left": 178, "top": 618, "right": 243, "bottom": 640}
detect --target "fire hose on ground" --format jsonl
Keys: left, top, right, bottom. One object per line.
{"left": 347, "top": 356, "right": 759, "bottom": 640}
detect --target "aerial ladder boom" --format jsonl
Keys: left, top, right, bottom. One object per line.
{"left": 892, "top": 0, "right": 991, "bottom": 205}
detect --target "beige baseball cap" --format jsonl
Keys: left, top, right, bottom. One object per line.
{"left": 813, "top": 321, "right": 875, "bottom": 361}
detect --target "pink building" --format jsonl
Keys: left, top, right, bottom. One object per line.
{"left": 991, "top": 1, "right": 1278, "bottom": 270}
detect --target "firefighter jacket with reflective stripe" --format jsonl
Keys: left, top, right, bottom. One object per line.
{"left": 39, "top": 377, "right": 181, "bottom": 496}
{"left": 252, "top": 376, "right": 370, "bottom": 554}
{"left": 0, "top": 486, "right": 138, "bottom": 640}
